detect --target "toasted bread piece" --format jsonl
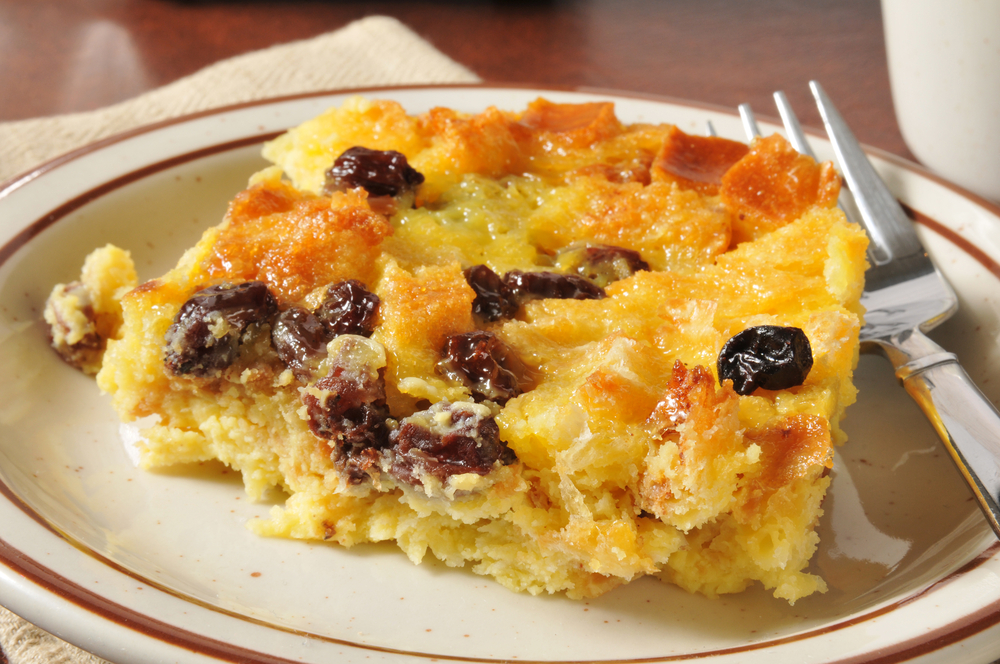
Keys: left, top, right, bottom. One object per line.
{"left": 49, "top": 97, "right": 867, "bottom": 603}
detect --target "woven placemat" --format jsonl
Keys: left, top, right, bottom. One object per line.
{"left": 0, "top": 15, "right": 478, "bottom": 664}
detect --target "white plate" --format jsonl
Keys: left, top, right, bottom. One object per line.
{"left": 1, "top": 85, "right": 1000, "bottom": 664}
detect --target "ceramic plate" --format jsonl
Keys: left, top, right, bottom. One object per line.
{"left": 1, "top": 85, "right": 999, "bottom": 664}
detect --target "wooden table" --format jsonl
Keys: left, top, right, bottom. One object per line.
{"left": 0, "top": 0, "right": 913, "bottom": 160}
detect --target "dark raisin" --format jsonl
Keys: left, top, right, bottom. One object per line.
{"left": 302, "top": 339, "right": 390, "bottom": 484}
{"left": 323, "top": 146, "right": 425, "bottom": 198}
{"left": 464, "top": 265, "right": 520, "bottom": 322}
{"left": 438, "top": 331, "right": 529, "bottom": 404}
{"left": 388, "top": 401, "right": 513, "bottom": 486}
{"left": 272, "top": 307, "right": 328, "bottom": 378}
{"left": 717, "top": 325, "right": 813, "bottom": 396}
{"left": 502, "top": 270, "right": 605, "bottom": 302}
{"left": 558, "top": 245, "right": 649, "bottom": 287}
{"left": 315, "top": 280, "right": 380, "bottom": 338}
{"left": 164, "top": 281, "right": 277, "bottom": 377}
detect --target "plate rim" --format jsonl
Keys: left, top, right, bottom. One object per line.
{"left": 2, "top": 83, "right": 1000, "bottom": 664}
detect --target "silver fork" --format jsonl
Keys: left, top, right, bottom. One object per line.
{"left": 738, "top": 81, "right": 1000, "bottom": 539}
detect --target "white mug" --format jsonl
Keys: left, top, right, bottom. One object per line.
{"left": 881, "top": 0, "right": 1000, "bottom": 201}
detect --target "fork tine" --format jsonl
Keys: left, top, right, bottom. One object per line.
{"left": 737, "top": 91, "right": 895, "bottom": 267}
{"left": 809, "top": 81, "right": 920, "bottom": 264}
{"left": 773, "top": 90, "right": 872, "bottom": 262}
{"left": 802, "top": 84, "right": 1000, "bottom": 541}
{"left": 737, "top": 103, "right": 762, "bottom": 140}
{"left": 773, "top": 91, "right": 816, "bottom": 159}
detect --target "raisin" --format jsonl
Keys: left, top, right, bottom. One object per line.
{"left": 43, "top": 281, "right": 102, "bottom": 373}
{"left": 464, "top": 265, "right": 520, "bottom": 322}
{"left": 305, "top": 370, "right": 390, "bottom": 483}
{"left": 557, "top": 245, "right": 649, "bottom": 287}
{"left": 164, "top": 281, "right": 277, "bottom": 377}
{"left": 323, "top": 146, "right": 424, "bottom": 198}
{"left": 388, "top": 401, "right": 513, "bottom": 486}
{"left": 502, "top": 270, "right": 605, "bottom": 302}
{"left": 438, "top": 331, "right": 529, "bottom": 404}
{"left": 302, "top": 337, "right": 391, "bottom": 484}
{"left": 271, "top": 307, "right": 328, "bottom": 378}
{"left": 717, "top": 325, "right": 813, "bottom": 396}
{"left": 315, "top": 280, "right": 380, "bottom": 338}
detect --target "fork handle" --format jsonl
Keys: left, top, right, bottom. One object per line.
{"left": 881, "top": 329, "right": 1000, "bottom": 537}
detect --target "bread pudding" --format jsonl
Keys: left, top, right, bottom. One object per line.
{"left": 45, "top": 96, "right": 867, "bottom": 603}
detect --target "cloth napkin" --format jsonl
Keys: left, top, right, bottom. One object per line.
{"left": 0, "top": 15, "right": 478, "bottom": 664}
{"left": 0, "top": 15, "right": 479, "bottom": 184}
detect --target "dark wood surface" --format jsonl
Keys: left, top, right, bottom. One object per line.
{"left": 0, "top": 0, "right": 915, "bottom": 161}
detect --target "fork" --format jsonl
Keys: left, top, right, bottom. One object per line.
{"left": 738, "top": 82, "right": 1000, "bottom": 539}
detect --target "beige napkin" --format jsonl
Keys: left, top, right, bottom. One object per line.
{"left": 0, "top": 15, "right": 478, "bottom": 664}
{"left": 0, "top": 15, "right": 479, "bottom": 184}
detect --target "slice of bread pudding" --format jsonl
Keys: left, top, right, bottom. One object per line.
{"left": 47, "top": 96, "right": 867, "bottom": 603}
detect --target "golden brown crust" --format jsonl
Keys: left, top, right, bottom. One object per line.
{"left": 62, "top": 96, "right": 868, "bottom": 604}
{"left": 205, "top": 183, "right": 392, "bottom": 303}
{"left": 722, "top": 133, "right": 841, "bottom": 244}
{"left": 640, "top": 363, "right": 753, "bottom": 532}
{"left": 736, "top": 415, "right": 833, "bottom": 525}
{"left": 652, "top": 126, "right": 750, "bottom": 195}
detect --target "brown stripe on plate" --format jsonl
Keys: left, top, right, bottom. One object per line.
{"left": 0, "top": 536, "right": 315, "bottom": 664}
{"left": 0, "top": 132, "right": 280, "bottom": 267}
{"left": 1, "top": 87, "right": 999, "bottom": 663}
{"left": 2, "top": 198, "right": 999, "bottom": 661}
{"left": 903, "top": 202, "right": 1000, "bottom": 281}
{"left": 0, "top": 82, "right": 736, "bottom": 197}
{"left": 2, "top": 502, "right": 995, "bottom": 664}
